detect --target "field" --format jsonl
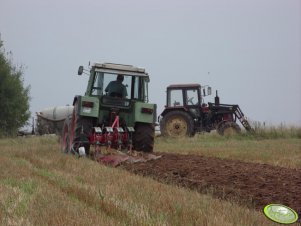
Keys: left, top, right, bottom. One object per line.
{"left": 0, "top": 130, "right": 300, "bottom": 226}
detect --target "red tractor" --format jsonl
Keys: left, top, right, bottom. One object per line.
{"left": 159, "top": 84, "right": 253, "bottom": 137}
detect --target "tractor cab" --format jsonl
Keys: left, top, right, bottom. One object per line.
{"left": 165, "top": 84, "right": 212, "bottom": 112}
{"left": 79, "top": 63, "right": 150, "bottom": 109}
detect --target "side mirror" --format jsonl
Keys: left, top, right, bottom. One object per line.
{"left": 78, "top": 66, "right": 84, "bottom": 75}
{"left": 202, "top": 86, "right": 212, "bottom": 96}
{"left": 207, "top": 87, "right": 212, "bottom": 96}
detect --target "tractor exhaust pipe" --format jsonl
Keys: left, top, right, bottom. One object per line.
{"left": 215, "top": 90, "right": 220, "bottom": 105}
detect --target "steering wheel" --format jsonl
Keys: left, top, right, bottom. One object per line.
{"left": 187, "top": 97, "right": 194, "bottom": 105}
{"left": 109, "top": 92, "right": 122, "bottom": 98}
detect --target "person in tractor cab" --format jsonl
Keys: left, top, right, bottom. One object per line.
{"left": 105, "top": 74, "right": 128, "bottom": 98}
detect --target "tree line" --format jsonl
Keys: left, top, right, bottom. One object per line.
{"left": 0, "top": 37, "right": 30, "bottom": 137}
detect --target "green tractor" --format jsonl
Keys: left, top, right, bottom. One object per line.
{"left": 61, "top": 63, "right": 156, "bottom": 155}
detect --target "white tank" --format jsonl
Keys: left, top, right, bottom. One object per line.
{"left": 36, "top": 105, "right": 74, "bottom": 121}
{"left": 36, "top": 105, "right": 74, "bottom": 135}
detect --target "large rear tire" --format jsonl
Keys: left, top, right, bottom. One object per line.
{"left": 133, "top": 123, "right": 155, "bottom": 152}
{"left": 69, "top": 101, "right": 93, "bottom": 155}
{"left": 160, "top": 111, "right": 194, "bottom": 137}
{"left": 217, "top": 121, "right": 241, "bottom": 136}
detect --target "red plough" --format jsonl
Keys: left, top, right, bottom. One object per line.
{"left": 87, "top": 111, "right": 160, "bottom": 167}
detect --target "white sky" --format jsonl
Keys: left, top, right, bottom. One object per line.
{"left": 0, "top": 0, "right": 300, "bottom": 126}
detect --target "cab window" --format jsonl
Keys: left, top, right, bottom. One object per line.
{"left": 168, "top": 89, "right": 183, "bottom": 107}
{"left": 186, "top": 89, "right": 199, "bottom": 105}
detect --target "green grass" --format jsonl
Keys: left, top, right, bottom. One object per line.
{"left": 155, "top": 131, "right": 301, "bottom": 169}
{"left": 250, "top": 122, "right": 301, "bottom": 139}
{"left": 0, "top": 134, "right": 300, "bottom": 225}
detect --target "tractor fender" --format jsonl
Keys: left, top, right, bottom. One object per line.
{"left": 134, "top": 102, "right": 157, "bottom": 124}
{"left": 160, "top": 107, "right": 190, "bottom": 118}
{"left": 72, "top": 95, "right": 99, "bottom": 118}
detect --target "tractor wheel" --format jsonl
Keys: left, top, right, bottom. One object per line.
{"left": 217, "top": 121, "right": 241, "bottom": 136}
{"left": 160, "top": 111, "right": 194, "bottom": 137}
{"left": 133, "top": 123, "right": 154, "bottom": 152}
{"left": 61, "top": 116, "right": 71, "bottom": 153}
{"left": 69, "top": 101, "right": 93, "bottom": 155}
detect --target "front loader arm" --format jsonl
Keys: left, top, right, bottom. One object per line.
{"left": 209, "top": 103, "right": 254, "bottom": 132}
{"left": 233, "top": 105, "right": 254, "bottom": 132}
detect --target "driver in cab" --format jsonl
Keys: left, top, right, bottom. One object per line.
{"left": 105, "top": 74, "right": 128, "bottom": 98}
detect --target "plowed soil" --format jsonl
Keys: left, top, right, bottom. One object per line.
{"left": 122, "top": 153, "right": 301, "bottom": 216}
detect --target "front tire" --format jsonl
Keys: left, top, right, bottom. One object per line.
{"left": 217, "top": 121, "right": 241, "bottom": 136}
{"left": 160, "top": 111, "right": 194, "bottom": 137}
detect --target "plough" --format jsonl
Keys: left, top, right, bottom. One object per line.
{"left": 71, "top": 111, "right": 160, "bottom": 167}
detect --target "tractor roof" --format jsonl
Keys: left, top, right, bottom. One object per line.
{"left": 93, "top": 62, "right": 149, "bottom": 77}
{"left": 167, "top": 84, "right": 201, "bottom": 89}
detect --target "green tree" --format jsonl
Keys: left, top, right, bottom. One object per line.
{"left": 0, "top": 38, "right": 30, "bottom": 137}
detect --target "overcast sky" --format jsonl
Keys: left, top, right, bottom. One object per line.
{"left": 0, "top": 0, "right": 300, "bottom": 126}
